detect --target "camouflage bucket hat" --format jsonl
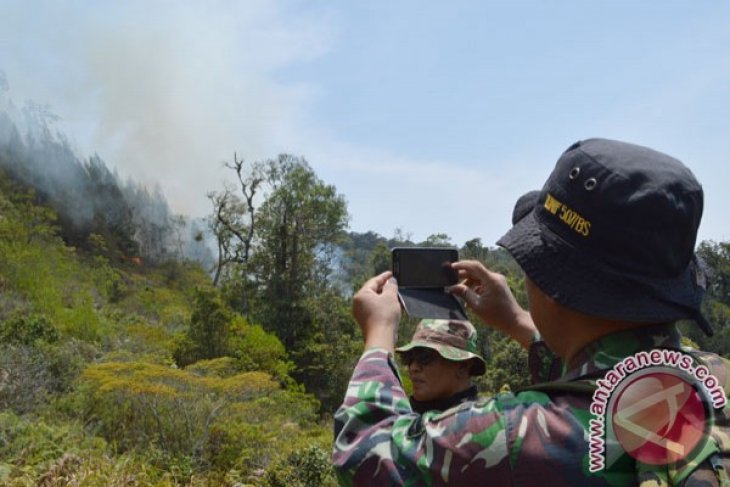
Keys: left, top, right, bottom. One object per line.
{"left": 396, "top": 319, "right": 486, "bottom": 376}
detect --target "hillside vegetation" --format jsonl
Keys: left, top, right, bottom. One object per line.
{"left": 0, "top": 170, "right": 338, "bottom": 486}
{"left": 1, "top": 98, "right": 729, "bottom": 485}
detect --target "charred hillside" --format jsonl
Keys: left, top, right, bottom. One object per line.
{"left": 0, "top": 98, "right": 211, "bottom": 267}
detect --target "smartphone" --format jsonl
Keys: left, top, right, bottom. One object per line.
{"left": 391, "top": 247, "right": 466, "bottom": 320}
{"left": 392, "top": 247, "right": 459, "bottom": 288}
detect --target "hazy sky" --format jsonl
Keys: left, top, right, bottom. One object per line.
{"left": 1, "top": 1, "right": 729, "bottom": 246}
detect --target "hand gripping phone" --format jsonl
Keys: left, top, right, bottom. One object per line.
{"left": 391, "top": 247, "right": 467, "bottom": 320}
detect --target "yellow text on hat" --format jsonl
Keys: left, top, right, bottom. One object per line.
{"left": 544, "top": 193, "right": 591, "bottom": 237}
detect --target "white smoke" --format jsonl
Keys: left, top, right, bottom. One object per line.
{"left": 0, "top": 1, "right": 336, "bottom": 218}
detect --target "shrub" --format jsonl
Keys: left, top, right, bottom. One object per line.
{"left": 0, "top": 411, "right": 105, "bottom": 481}
{"left": 186, "top": 357, "right": 240, "bottom": 378}
{"left": 0, "top": 340, "right": 96, "bottom": 414}
{"left": 203, "top": 389, "right": 321, "bottom": 473}
{"left": 0, "top": 312, "right": 58, "bottom": 345}
{"left": 79, "top": 361, "right": 279, "bottom": 462}
{"left": 261, "top": 445, "right": 337, "bottom": 487}
{"left": 228, "top": 317, "right": 293, "bottom": 384}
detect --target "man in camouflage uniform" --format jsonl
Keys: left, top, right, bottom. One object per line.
{"left": 395, "top": 319, "right": 486, "bottom": 414}
{"left": 333, "top": 138, "right": 730, "bottom": 486}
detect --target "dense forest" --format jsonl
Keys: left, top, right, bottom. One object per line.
{"left": 1, "top": 95, "right": 730, "bottom": 486}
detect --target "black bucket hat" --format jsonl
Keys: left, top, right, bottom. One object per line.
{"left": 497, "top": 138, "right": 712, "bottom": 336}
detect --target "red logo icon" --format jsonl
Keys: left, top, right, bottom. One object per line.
{"left": 611, "top": 371, "right": 708, "bottom": 465}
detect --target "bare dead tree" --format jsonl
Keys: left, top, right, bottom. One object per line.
{"left": 208, "top": 154, "right": 265, "bottom": 287}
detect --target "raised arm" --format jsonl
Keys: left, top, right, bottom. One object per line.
{"left": 351, "top": 270, "right": 402, "bottom": 353}
{"left": 449, "top": 260, "right": 537, "bottom": 350}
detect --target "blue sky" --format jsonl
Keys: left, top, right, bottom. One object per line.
{"left": 1, "top": 1, "right": 729, "bottom": 246}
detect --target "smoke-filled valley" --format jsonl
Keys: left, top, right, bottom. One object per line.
{"left": 0, "top": 82, "right": 213, "bottom": 269}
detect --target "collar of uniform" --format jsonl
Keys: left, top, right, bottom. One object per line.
{"left": 560, "top": 323, "right": 681, "bottom": 381}
{"left": 409, "top": 385, "right": 478, "bottom": 415}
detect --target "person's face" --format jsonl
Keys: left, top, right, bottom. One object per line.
{"left": 403, "top": 347, "right": 470, "bottom": 402}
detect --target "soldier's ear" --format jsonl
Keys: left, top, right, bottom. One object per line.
{"left": 456, "top": 362, "right": 471, "bottom": 379}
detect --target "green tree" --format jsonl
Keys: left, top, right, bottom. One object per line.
{"left": 461, "top": 237, "right": 490, "bottom": 262}
{"left": 207, "top": 154, "right": 351, "bottom": 409}
{"left": 227, "top": 316, "right": 294, "bottom": 384}
{"left": 370, "top": 241, "right": 392, "bottom": 275}
{"left": 337, "top": 233, "right": 392, "bottom": 294}
{"left": 421, "top": 233, "right": 453, "bottom": 247}
{"left": 698, "top": 241, "right": 730, "bottom": 306}
{"left": 290, "top": 290, "right": 362, "bottom": 412}
{"left": 250, "top": 155, "right": 348, "bottom": 348}
{"left": 681, "top": 241, "right": 730, "bottom": 354}
{"left": 477, "top": 333, "right": 530, "bottom": 393}
{"left": 174, "top": 287, "right": 232, "bottom": 366}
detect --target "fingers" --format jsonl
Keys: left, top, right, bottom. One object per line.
{"left": 446, "top": 282, "right": 467, "bottom": 297}
{"left": 452, "top": 260, "right": 489, "bottom": 279}
{"left": 453, "top": 260, "right": 505, "bottom": 288}
{"left": 447, "top": 283, "right": 476, "bottom": 308}
{"left": 456, "top": 275, "right": 480, "bottom": 289}
{"left": 360, "top": 271, "right": 393, "bottom": 294}
{"left": 352, "top": 271, "right": 402, "bottom": 347}
{"left": 382, "top": 276, "right": 398, "bottom": 298}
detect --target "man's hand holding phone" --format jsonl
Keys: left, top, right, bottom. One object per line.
{"left": 449, "top": 260, "right": 536, "bottom": 350}
{"left": 352, "top": 271, "right": 401, "bottom": 353}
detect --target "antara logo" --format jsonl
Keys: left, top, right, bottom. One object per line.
{"left": 587, "top": 349, "right": 726, "bottom": 473}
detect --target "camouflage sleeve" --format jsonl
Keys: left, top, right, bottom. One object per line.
{"left": 332, "top": 348, "right": 513, "bottom": 486}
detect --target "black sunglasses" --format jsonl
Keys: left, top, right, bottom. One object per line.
{"left": 401, "top": 348, "right": 440, "bottom": 367}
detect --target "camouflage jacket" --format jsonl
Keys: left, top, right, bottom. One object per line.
{"left": 332, "top": 324, "right": 730, "bottom": 486}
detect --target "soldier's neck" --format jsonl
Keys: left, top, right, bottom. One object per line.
{"left": 541, "top": 305, "right": 647, "bottom": 365}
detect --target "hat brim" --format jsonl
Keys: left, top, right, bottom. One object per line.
{"left": 396, "top": 342, "right": 487, "bottom": 376}
{"left": 497, "top": 191, "right": 711, "bottom": 334}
